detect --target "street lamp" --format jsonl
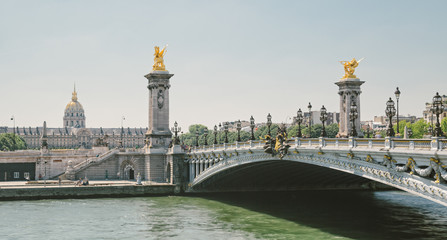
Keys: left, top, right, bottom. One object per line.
{"left": 250, "top": 116, "right": 255, "bottom": 140}
{"left": 308, "top": 102, "right": 312, "bottom": 138}
{"left": 204, "top": 128, "right": 208, "bottom": 146}
{"left": 224, "top": 122, "right": 229, "bottom": 143}
{"left": 171, "top": 121, "right": 181, "bottom": 145}
{"left": 267, "top": 113, "right": 272, "bottom": 136}
{"left": 195, "top": 129, "right": 199, "bottom": 147}
{"left": 296, "top": 108, "right": 303, "bottom": 138}
{"left": 349, "top": 101, "right": 358, "bottom": 137}
{"left": 395, "top": 87, "right": 401, "bottom": 134}
{"left": 320, "top": 105, "right": 328, "bottom": 137}
{"left": 121, "top": 116, "right": 125, "bottom": 128}
{"left": 10, "top": 116, "right": 15, "bottom": 135}
{"left": 236, "top": 120, "right": 242, "bottom": 142}
{"left": 385, "top": 97, "right": 396, "bottom": 137}
{"left": 213, "top": 125, "right": 218, "bottom": 144}
{"left": 432, "top": 92, "right": 444, "bottom": 137}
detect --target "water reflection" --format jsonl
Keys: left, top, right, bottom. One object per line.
{"left": 1, "top": 191, "right": 446, "bottom": 240}
{"left": 198, "top": 190, "right": 447, "bottom": 240}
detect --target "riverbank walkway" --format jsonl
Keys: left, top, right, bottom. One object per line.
{"left": 0, "top": 180, "right": 178, "bottom": 200}
{"left": 0, "top": 180, "right": 170, "bottom": 189}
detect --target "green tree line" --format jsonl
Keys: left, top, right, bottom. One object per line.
{"left": 364, "top": 118, "right": 447, "bottom": 138}
{"left": 0, "top": 133, "right": 27, "bottom": 151}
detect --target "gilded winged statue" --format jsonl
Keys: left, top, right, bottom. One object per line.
{"left": 263, "top": 124, "right": 290, "bottom": 159}
{"left": 153, "top": 45, "right": 167, "bottom": 71}
{"left": 340, "top": 58, "right": 363, "bottom": 79}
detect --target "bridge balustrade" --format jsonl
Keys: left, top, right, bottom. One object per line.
{"left": 355, "top": 139, "right": 369, "bottom": 148}
{"left": 191, "top": 137, "right": 446, "bottom": 153}
{"left": 413, "top": 140, "right": 432, "bottom": 150}
{"left": 371, "top": 139, "right": 385, "bottom": 148}
{"left": 324, "top": 139, "right": 337, "bottom": 147}
{"left": 337, "top": 139, "right": 349, "bottom": 147}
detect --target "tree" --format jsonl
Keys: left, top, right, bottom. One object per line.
{"left": 326, "top": 123, "right": 339, "bottom": 138}
{"left": 254, "top": 124, "right": 280, "bottom": 140}
{"left": 441, "top": 117, "right": 447, "bottom": 135}
{"left": 394, "top": 120, "right": 410, "bottom": 137}
{"left": 0, "top": 133, "right": 27, "bottom": 151}
{"left": 410, "top": 119, "right": 429, "bottom": 139}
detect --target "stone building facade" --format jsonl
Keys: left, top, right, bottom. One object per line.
{"left": 2, "top": 88, "right": 146, "bottom": 149}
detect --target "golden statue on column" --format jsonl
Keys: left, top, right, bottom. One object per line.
{"left": 153, "top": 45, "right": 168, "bottom": 71}
{"left": 340, "top": 58, "right": 364, "bottom": 79}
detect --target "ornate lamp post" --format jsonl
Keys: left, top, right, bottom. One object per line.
{"left": 428, "top": 124, "right": 433, "bottom": 136}
{"left": 236, "top": 120, "right": 242, "bottom": 142}
{"left": 349, "top": 101, "right": 358, "bottom": 137}
{"left": 10, "top": 116, "right": 15, "bottom": 135}
{"left": 170, "top": 121, "right": 181, "bottom": 145}
{"left": 224, "top": 122, "right": 229, "bottom": 143}
{"left": 213, "top": 125, "right": 218, "bottom": 144}
{"left": 195, "top": 129, "right": 199, "bottom": 147}
{"left": 432, "top": 92, "right": 444, "bottom": 137}
{"left": 203, "top": 128, "right": 208, "bottom": 146}
{"left": 250, "top": 116, "right": 255, "bottom": 140}
{"left": 385, "top": 97, "right": 396, "bottom": 137}
{"left": 395, "top": 87, "right": 401, "bottom": 134}
{"left": 296, "top": 108, "right": 303, "bottom": 138}
{"left": 307, "top": 102, "right": 312, "bottom": 138}
{"left": 408, "top": 127, "right": 413, "bottom": 138}
{"left": 320, "top": 105, "right": 328, "bottom": 137}
{"left": 267, "top": 113, "right": 272, "bottom": 136}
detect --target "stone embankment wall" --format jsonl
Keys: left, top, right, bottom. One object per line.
{"left": 0, "top": 185, "right": 178, "bottom": 201}
{"left": 75, "top": 153, "right": 146, "bottom": 180}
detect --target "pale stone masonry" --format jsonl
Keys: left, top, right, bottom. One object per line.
{"left": 335, "top": 77, "right": 364, "bottom": 137}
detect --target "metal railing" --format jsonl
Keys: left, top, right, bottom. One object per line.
{"left": 72, "top": 148, "right": 119, "bottom": 171}
{"left": 190, "top": 137, "right": 444, "bottom": 153}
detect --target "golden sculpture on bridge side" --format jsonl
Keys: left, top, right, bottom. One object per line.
{"left": 340, "top": 58, "right": 364, "bottom": 79}
{"left": 153, "top": 45, "right": 168, "bottom": 71}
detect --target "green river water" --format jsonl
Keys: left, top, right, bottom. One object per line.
{"left": 1, "top": 190, "right": 446, "bottom": 239}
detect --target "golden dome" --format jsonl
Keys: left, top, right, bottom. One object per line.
{"left": 65, "top": 87, "right": 84, "bottom": 112}
{"left": 65, "top": 101, "right": 84, "bottom": 112}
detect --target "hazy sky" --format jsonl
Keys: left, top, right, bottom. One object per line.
{"left": 1, "top": 0, "right": 446, "bottom": 130}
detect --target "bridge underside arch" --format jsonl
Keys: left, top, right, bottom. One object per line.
{"left": 192, "top": 160, "right": 392, "bottom": 192}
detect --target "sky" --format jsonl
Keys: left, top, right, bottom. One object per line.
{"left": 1, "top": 0, "right": 447, "bottom": 131}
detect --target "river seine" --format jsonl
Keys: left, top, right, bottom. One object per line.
{"left": 1, "top": 190, "right": 446, "bottom": 239}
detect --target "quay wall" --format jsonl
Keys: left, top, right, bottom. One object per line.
{"left": 0, "top": 185, "right": 179, "bottom": 201}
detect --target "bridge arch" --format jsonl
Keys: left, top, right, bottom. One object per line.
{"left": 187, "top": 150, "right": 447, "bottom": 207}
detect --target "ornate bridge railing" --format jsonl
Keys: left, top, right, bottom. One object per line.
{"left": 186, "top": 137, "right": 447, "bottom": 206}
{"left": 190, "top": 137, "right": 444, "bottom": 153}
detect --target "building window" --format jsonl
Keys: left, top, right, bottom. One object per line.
{"left": 14, "top": 172, "right": 19, "bottom": 179}
{"left": 76, "top": 113, "right": 78, "bottom": 116}
{"left": 71, "top": 121, "right": 73, "bottom": 126}
{"left": 24, "top": 172, "right": 30, "bottom": 179}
